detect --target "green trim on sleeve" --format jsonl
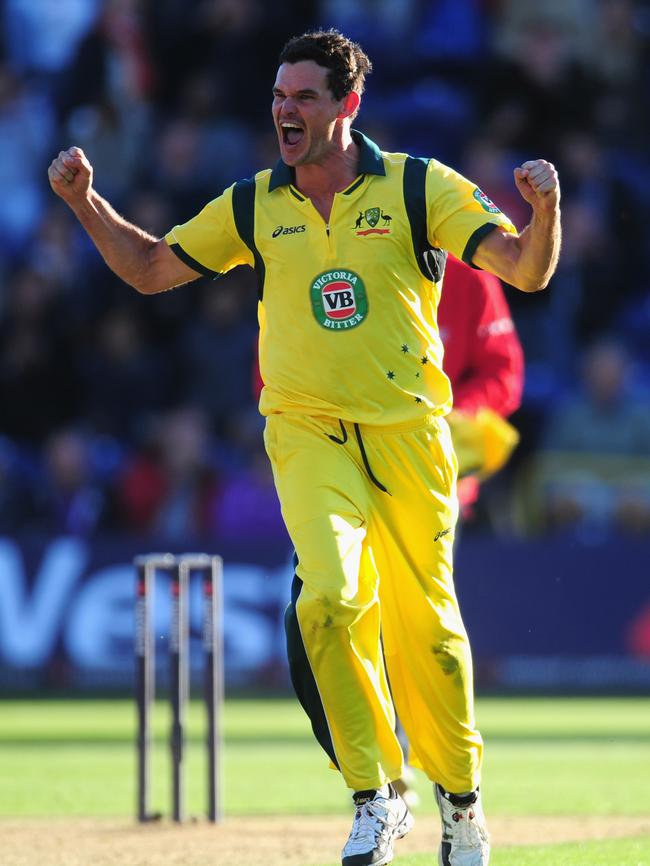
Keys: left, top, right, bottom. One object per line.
{"left": 167, "top": 242, "right": 221, "bottom": 278}
{"left": 232, "top": 177, "right": 266, "bottom": 300}
{"left": 462, "top": 222, "right": 499, "bottom": 268}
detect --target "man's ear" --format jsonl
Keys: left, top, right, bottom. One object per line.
{"left": 337, "top": 90, "right": 360, "bottom": 120}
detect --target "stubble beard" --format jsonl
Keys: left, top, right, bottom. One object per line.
{"left": 293, "top": 131, "right": 334, "bottom": 168}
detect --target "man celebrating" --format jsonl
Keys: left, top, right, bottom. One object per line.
{"left": 49, "top": 29, "right": 560, "bottom": 866}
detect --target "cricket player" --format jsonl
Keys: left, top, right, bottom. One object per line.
{"left": 49, "top": 29, "right": 560, "bottom": 866}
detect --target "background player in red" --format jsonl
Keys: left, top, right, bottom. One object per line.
{"left": 439, "top": 254, "right": 524, "bottom": 517}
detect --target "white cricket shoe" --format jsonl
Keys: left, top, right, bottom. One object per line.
{"left": 342, "top": 785, "right": 414, "bottom": 866}
{"left": 435, "top": 784, "right": 489, "bottom": 866}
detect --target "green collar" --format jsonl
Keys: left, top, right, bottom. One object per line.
{"left": 268, "top": 129, "right": 385, "bottom": 192}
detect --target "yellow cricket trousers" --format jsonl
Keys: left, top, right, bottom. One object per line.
{"left": 264, "top": 411, "right": 483, "bottom": 794}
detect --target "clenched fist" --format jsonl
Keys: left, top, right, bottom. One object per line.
{"left": 514, "top": 159, "right": 559, "bottom": 213}
{"left": 48, "top": 147, "right": 93, "bottom": 204}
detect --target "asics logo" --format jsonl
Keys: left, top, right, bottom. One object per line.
{"left": 272, "top": 224, "right": 306, "bottom": 237}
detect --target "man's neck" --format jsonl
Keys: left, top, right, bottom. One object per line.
{"left": 294, "top": 129, "right": 360, "bottom": 199}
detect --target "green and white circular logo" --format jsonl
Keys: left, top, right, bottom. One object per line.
{"left": 310, "top": 269, "right": 368, "bottom": 330}
{"left": 473, "top": 188, "right": 501, "bottom": 214}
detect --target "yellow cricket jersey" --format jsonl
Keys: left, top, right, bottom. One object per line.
{"left": 165, "top": 131, "right": 516, "bottom": 426}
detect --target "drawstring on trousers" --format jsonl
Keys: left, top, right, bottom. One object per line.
{"left": 328, "top": 420, "right": 390, "bottom": 495}
{"left": 328, "top": 419, "right": 348, "bottom": 445}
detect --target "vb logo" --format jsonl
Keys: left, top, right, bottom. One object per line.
{"left": 310, "top": 269, "right": 368, "bottom": 330}
{"left": 322, "top": 284, "right": 355, "bottom": 318}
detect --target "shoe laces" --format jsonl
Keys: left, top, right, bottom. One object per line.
{"left": 345, "top": 796, "right": 396, "bottom": 853}
{"left": 449, "top": 804, "right": 486, "bottom": 849}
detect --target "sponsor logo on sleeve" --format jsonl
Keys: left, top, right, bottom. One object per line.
{"left": 310, "top": 269, "right": 368, "bottom": 330}
{"left": 472, "top": 189, "right": 501, "bottom": 214}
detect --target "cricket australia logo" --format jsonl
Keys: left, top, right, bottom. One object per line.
{"left": 353, "top": 207, "right": 392, "bottom": 236}
{"left": 472, "top": 188, "right": 501, "bottom": 214}
{"left": 310, "top": 269, "right": 368, "bottom": 330}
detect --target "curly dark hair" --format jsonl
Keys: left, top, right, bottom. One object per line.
{"left": 278, "top": 29, "right": 372, "bottom": 101}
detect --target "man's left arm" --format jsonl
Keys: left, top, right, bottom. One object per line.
{"left": 472, "top": 160, "right": 561, "bottom": 293}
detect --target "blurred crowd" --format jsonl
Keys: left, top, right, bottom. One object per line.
{"left": 1, "top": 0, "right": 650, "bottom": 540}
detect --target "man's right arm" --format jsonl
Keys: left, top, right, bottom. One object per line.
{"left": 48, "top": 146, "right": 200, "bottom": 294}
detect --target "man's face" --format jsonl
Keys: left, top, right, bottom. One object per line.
{"left": 272, "top": 60, "right": 343, "bottom": 166}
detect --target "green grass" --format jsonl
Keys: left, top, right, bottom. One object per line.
{"left": 318, "top": 836, "right": 650, "bottom": 866}
{"left": 478, "top": 697, "right": 650, "bottom": 817}
{"left": 0, "top": 697, "right": 648, "bottom": 817}
{"left": 490, "top": 837, "right": 650, "bottom": 866}
{"left": 1, "top": 696, "right": 649, "bottom": 865}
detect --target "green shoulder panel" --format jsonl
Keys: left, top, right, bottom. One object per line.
{"left": 231, "top": 177, "right": 266, "bottom": 300}
{"left": 402, "top": 156, "right": 447, "bottom": 283}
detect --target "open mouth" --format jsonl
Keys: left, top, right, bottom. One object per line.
{"left": 281, "top": 122, "right": 304, "bottom": 147}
